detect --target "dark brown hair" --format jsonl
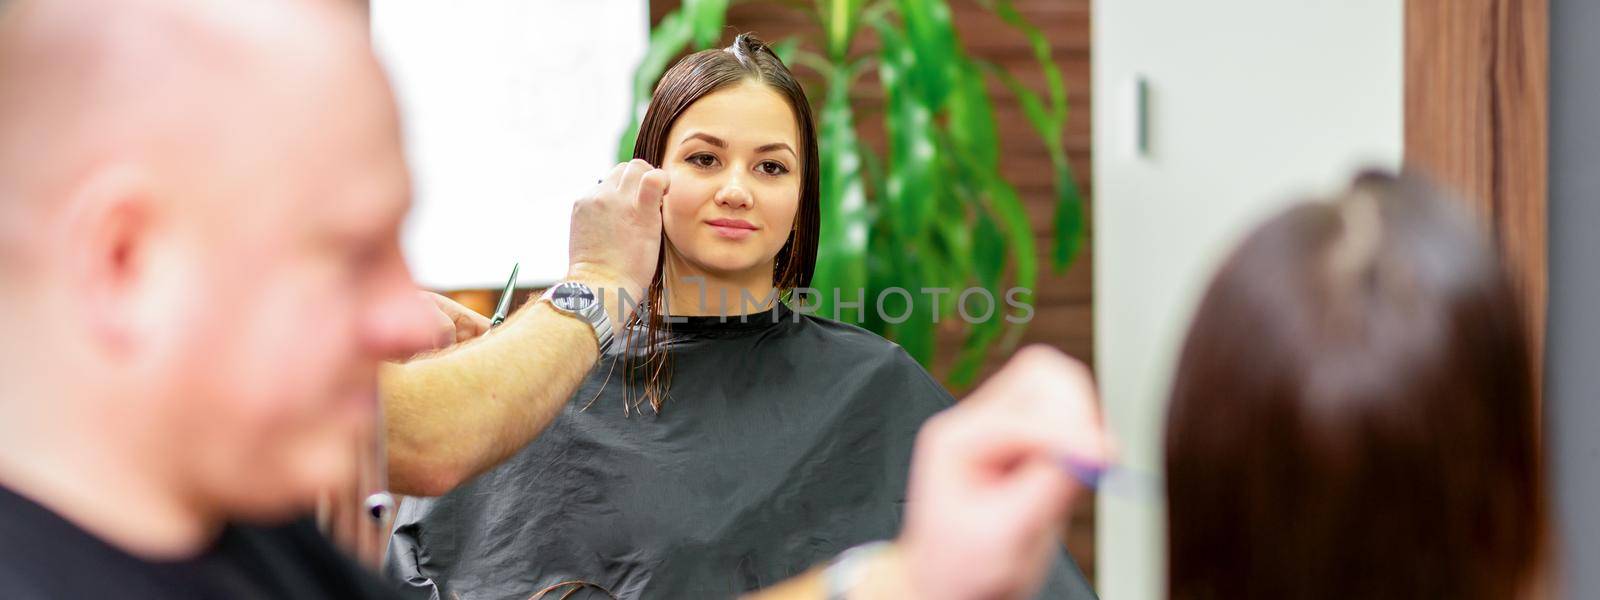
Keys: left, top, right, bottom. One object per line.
{"left": 620, "top": 33, "right": 820, "bottom": 413}
{"left": 1164, "top": 172, "right": 1545, "bottom": 599}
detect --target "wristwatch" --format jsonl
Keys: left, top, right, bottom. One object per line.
{"left": 538, "top": 281, "right": 615, "bottom": 356}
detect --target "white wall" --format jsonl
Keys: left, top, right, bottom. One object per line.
{"left": 371, "top": 1, "right": 647, "bottom": 290}
{"left": 1091, "top": 2, "right": 1403, "bottom": 598}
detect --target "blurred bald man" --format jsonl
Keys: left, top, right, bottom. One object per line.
{"left": 0, "top": 0, "right": 454, "bottom": 596}
{"left": 0, "top": 0, "right": 683, "bottom": 593}
{"left": 0, "top": 1, "right": 1104, "bottom": 598}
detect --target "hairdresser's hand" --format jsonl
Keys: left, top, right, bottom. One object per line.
{"left": 883, "top": 346, "right": 1111, "bottom": 600}
{"left": 422, "top": 291, "right": 492, "bottom": 351}
{"left": 567, "top": 159, "right": 668, "bottom": 326}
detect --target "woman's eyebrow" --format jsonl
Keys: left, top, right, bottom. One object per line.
{"left": 756, "top": 142, "right": 797, "bottom": 157}
{"left": 681, "top": 132, "right": 727, "bottom": 148}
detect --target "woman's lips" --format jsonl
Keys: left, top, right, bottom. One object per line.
{"left": 706, "top": 218, "right": 758, "bottom": 240}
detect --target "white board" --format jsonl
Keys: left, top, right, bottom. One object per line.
{"left": 371, "top": 1, "right": 648, "bottom": 289}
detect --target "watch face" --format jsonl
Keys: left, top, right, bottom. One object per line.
{"left": 551, "top": 282, "right": 597, "bottom": 312}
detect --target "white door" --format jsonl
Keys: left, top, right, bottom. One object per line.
{"left": 1092, "top": 2, "right": 1402, "bottom": 598}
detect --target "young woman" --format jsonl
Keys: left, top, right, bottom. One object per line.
{"left": 1164, "top": 172, "right": 1546, "bottom": 599}
{"left": 386, "top": 35, "right": 1095, "bottom": 599}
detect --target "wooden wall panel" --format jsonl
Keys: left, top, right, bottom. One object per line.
{"left": 1405, "top": 0, "right": 1548, "bottom": 387}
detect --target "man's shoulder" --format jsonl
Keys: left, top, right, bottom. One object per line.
{"left": 221, "top": 518, "right": 402, "bottom": 600}
{"left": 0, "top": 484, "right": 397, "bottom": 600}
{"left": 0, "top": 483, "right": 170, "bottom": 597}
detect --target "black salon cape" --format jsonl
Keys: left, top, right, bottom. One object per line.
{"left": 385, "top": 304, "right": 1096, "bottom": 599}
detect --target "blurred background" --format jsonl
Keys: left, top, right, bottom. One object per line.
{"left": 347, "top": 1, "right": 1597, "bottom": 598}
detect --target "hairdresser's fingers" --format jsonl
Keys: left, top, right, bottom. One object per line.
{"left": 446, "top": 307, "right": 492, "bottom": 344}
{"left": 898, "top": 405, "right": 1080, "bottom": 600}
{"left": 616, "top": 158, "right": 652, "bottom": 196}
{"left": 992, "top": 457, "right": 1078, "bottom": 600}
{"left": 971, "top": 345, "right": 1095, "bottom": 410}
{"left": 925, "top": 407, "right": 1077, "bottom": 486}
{"left": 422, "top": 293, "right": 458, "bottom": 351}
{"left": 419, "top": 291, "right": 491, "bottom": 347}
{"left": 615, "top": 159, "right": 644, "bottom": 190}
{"left": 961, "top": 345, "right": 1111, "bottom": 466}
{"left": 598, "top": 162, "right": 628, "bottom": 190}
{"left": 924, "top": 403, "right": 1109, "bottom": 512}
{"left": 638, "top": 169, "right": 669, "bottom": 210}
{"left": 999, "top": 457, "right": 1078, "bottom": 530}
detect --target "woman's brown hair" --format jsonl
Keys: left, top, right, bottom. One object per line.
{"left": 1164, "top": 172, "right": 1546, "bottom": 598}
{"left": 619, "top": 33, "right": 820, "bottom": 413}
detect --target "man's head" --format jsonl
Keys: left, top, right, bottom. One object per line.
{"left": 0, "top": 0, "right": 435, "bottom": 521}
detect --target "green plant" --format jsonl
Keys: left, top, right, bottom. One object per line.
{"left": 620, "top": 0, "right": 1084, "bottom": 388}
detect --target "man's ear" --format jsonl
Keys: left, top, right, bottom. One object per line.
{"left": 63, "top": 166, "right": 156, "bottom": 356}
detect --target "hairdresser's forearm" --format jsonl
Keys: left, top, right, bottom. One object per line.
{"left": 381, "top": 300, "right": 599, "bottom": 496}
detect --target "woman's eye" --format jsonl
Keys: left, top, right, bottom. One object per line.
{"left": 757, "top": 160, "right": 789, "bottom": 176}
{"left": 687, "top": 153, "right": 719, "bottom": 168}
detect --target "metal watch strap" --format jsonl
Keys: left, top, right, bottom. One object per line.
{"left": 589, "top": 302, "right": 614, "bottom": 355}
{"left": 540, "top": 283, "right": 614, "bottom": 356}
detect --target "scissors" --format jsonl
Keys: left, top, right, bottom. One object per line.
{"left": 490, "top": 262, "right": 519, "bottom": 328}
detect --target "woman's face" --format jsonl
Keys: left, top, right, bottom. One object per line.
{"left": 659, "top": 81, "right": 802, "bottom": 285}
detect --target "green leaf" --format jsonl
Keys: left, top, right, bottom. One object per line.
{"left": 939, "top": 61, "right": 1010, "bottom": 327}
{"left": 812, "top": 64, "right": 870, "bottom": 323}
{"left": 929, "top": 218, "right": 970, "bottom": 320}
{"left": 892, "top": 259, "right": 938, "bottom": 366}
{"left": 936, "top": 217, "right": 973, "bottom": 280}
{"left": 947, "top": 60, "right": 999, "bottom": 173}
{"left": 982, "top": 0, "right": 1068, "bottom": 125}
{"left": 948, "top": 310, "right": 1004, "bottom": 387}
{"left": 980, "top": 61, "right": 1057, "bottom": 145}
{"left": 821, "top": 0, "right": 867, "bottom": 61}
{"left": 684, "top": 0, "right": 730, "bottom": 48}
{"left": 872, "top": 223, "right": 934, "bottom": 367}
{"left": 877, "top": 21, "right": 939, "bottom": 242}
{"left": 985, "top": 178, "right": 1037, "bottom": 317}
{"left": 858, "top": 138, "right": 895, "bottom": 336}
{"left": 894, "top": 0, "right": 959, "bottom": 107}
{"left": 768, "top": 36, "right": 802, "bottom": 65}
{"left": 973, "top": 208, "right": 1005, "bottom": 291}
{"left": 980, "top": 61, "right": 1083, "bottom": 273}
{"left": 1051, "top": 155, "right": 1087, "bottom": 270}
{"left": 977, "top": 1, "right": 1083, "bottom": 272}
{"left": 861, "top": 218, "right": 897, "bottom": 335}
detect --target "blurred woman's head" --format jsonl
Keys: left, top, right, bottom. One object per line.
{"left": 1164, "top": 172, "right": 1545, "bottom": 599}
{"left": 633, "top": 32, "right": 820, "bottom": 302}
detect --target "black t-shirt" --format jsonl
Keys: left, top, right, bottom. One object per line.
{"left": 0, "top": 483, "right": 399, "bottom": 599}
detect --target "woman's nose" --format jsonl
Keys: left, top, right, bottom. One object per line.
{"left": 714, "top": 177, "right": 753, "bottom": 210}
